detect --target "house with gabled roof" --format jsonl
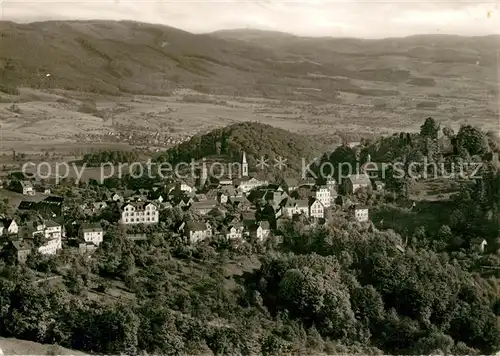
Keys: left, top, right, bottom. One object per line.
{"left": 296, "top": 199, "right": 309, "bottom": 216}
{"left": 79, "top": 222, "right": 104, "bottom": 246}
{"left": 282, "top": 199, "right": 309, "bottom": 218}
{"left": 282, "top": 177, "right": 299, "bottom": 192}
{"left": 189, "top": 200, "right": 217, "bottom": 215}
{"left": 177, "top": 181, "right": 194, "bottom": 193}
{"left": 309, "top": 198, "right": 325, "bottom": 219}
{"left": 235, "top": 177, "right": 268, "bottom": 194}
{"left": 229, "top": 195, "right": 251, "bottom": 210}
{"left": 111, "top": 192, "right": 124, "bottom": 202}
{"left": 344, "top": 173, "right": 371, "bottom": 194}
{"left": 222, "top": 222, "right": 244, "bottom": 240}
{"left": 148, "top": 190, "right": 165, "bottom": 203}
{"left": 312, "top": 185, "right": 331, "bottom": 208}
{"left": 470, "top": 238, "right": 488, "bottom": 253}
{"left": 20, "top": 217, "right": 63, "bottom": 255}
{"left": 241, "top": 211, "right": 256, "bottom": 226}
{"left": 38, "top": 196, "right": 64, "bottom": 216}
{"left": 184, "top": 220, "right": 212, "bottom": 243}
{"left": 12, "top": 180, "right": 35, "bottom": 196}
{"left": 248, "top": 221, "right": 271, "bottom": 241}
{"left": 1, "top": 218, "right": 18, "bottom": 236}
{"left": 120, "top": 202, "right": 159, "bottom": 225}
{"left": 92, "top": 201, "right": 108, "bottom": 213}
{"left": 175, "top": 196, "right": 194, "bottom": 209}
{"left": 351, "top": 205, "right": 369, "bottom": 222}
{"left": 217, "top": 191, "right": 229, "bottom": 204}
{"left": 10, "top": 240, "right": 32, "bottom": 263}
{"left": 207, "top": 206, "right": 226, "bottom": 220}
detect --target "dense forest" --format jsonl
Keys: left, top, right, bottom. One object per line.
{"left": 0, "top": 198, "right": 499, "bottom": 355}
{"left": 154, "top": 122, "right": 325, "bottom": 173}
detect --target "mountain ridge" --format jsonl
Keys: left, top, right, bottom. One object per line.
{"left": 1, "top": 20, "right": 498, "bottom": 100}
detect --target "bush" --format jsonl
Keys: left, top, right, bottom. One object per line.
{"left": 0, "top": 84, "right": 20, "bottom": 95}
{"left": 7, "top": 104, "right": 21, "bottom": 113}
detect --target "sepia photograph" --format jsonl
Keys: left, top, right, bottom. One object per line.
{"left": 0, "top": 0, "right": 499, "bottom": 355}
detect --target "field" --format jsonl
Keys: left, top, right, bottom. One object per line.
{"left": 0, "top": 337, "right": 87, "bottom": 355}
{"left": 0, "top": 79, "right": 497, "bottom": 158}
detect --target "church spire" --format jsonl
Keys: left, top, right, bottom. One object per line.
{"left": 242, "top": 152, "right": 248, "bottom": 177}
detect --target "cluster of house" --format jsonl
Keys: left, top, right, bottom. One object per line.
{"left": 0, "top": 215, "right": 103, "bottom": 263}
{"left": 108, "top": 152, "right": 378, "bottom": 243}
{"left": 0, "top": 194, "right": 104, "bottom": 262}
{"left": 10, "top": 179, "right": 52, "bottom": 195}
{"left": 0, "top": 152, "right": 384, "bottom": 261}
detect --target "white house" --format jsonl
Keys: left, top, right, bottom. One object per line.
{"left": 184, "top": 221, "right": 212, "bottom": 243}
{"left": 352, "top": 205, "right": 369, "bottom": 222}
{"left": 37, "top": 238, "right": 60, "bottom": 255}
{"left": 237, "top": 177, "right": 268, "bottom": 194}
{"left": 344, "top": 174, "right": 371, "bottom": 194}
{"left": 309, "top": 199, "right": 325, "bottom": 219}
{"left": 471, "top": 238, "right": 488, "bottom": 253}
{"left": 296, "top": 200, "right": 309, "bottom": 216}
{"left": 178, "top": 182, "right": 194, "bottom": 193}
{"left": 120, "top": 202, "right": 159, "bottom": 225}
{"left": 14, "top": 180, "right": 35, "bottom": 196}
{"left": 282, "top": 199, "right": 309, "bottom": 218}
{"left": 44, "top": 220, "right": 62, "bottom": 240}
{"left": 249, "top": 221, "right": 271, "bottom": 241}
{"left": 223, "top": 223, "right": 244, "bottom": 240}
{"left": 80, "top": 223, "right": 104, "bottom": 246}
{"left": 313, "top": 185, "right": 331, "bottom": 208}
{"left": 217, "top": 192, "right": 229, "bottom": 204}
{"left": 26, "top": 219, "right": 63, "bottom": 255}
{"left": 282, "top": 200, "right": 297, "bottom": 217}
{"left": 1, "top": 219, "right": 18, "bottom": 235}
{"left": 112, "top": 193, "right": 123, "bottom": 202}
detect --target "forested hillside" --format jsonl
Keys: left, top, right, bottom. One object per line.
{"left": 154, "top": 122, "right": 325, "bottom": 173}
{"left": 0, "top": 207, "right": 499, "bottom": 355}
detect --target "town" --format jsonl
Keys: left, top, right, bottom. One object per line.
{"left": 0, "top": 150, "right": 380, "bottom": 263}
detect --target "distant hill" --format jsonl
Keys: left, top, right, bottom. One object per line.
{"left": 1, "top": 21, "right": 498, "bottom": 100}
{"left": 154, "top": 121, "right": 325, "bottom": 173}
{"left": 0, "top": 20, "right": 276, "bottom": 96}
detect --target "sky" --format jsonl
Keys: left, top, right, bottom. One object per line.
{"left": 1, "top": 0, "right": 499, "bottom": 38}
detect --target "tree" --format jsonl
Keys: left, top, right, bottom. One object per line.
{"left": 442, "top": 126, "right": 455, "bottom": 138}
{"left": 437, "top": 225, "right": 452, "bottom": 243}
{"left": 420, "top": 117, "right": 440, "bottom": 140}
{"left": 456, "top": 125, "right": 489, "bottom": 156}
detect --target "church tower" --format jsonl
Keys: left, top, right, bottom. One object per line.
{"left": 242, "top": 152, "right": 248, "bottom": 177}
{"left": 198, "top": 161, "right": 208, "bottom": 189}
